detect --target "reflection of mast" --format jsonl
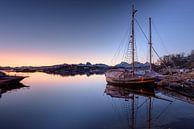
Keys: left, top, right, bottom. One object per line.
{"left": 131, "top": 95, "right": 135, "bottom": 129}
{"left": 148, "top": 97, "right": 152, "bottom": 129}
{"left": 105, "top": 85, "right": 173, "bottom": 129}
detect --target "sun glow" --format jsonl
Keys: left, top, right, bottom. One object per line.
{"left": 0, "top": 51, "right": 111, "bottom": 67}
{"left": 0, "top": 52, "right": 75, "bottom": 67}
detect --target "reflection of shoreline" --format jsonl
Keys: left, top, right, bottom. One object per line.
{"left": 6, "top": 68, "right": 107, "bottom": 77}
{"left": 0, "top": 83, "right": 29, "bottom": 99}
{"left": 104, "top": 84, "right": 193, "bottom": 129}
{"left": 11, "top": 63, "right": 109, "bottom": 76}
{"left": 158, "top": 87, "right": 194, "bottom": 105}
{"left": 45, "top": 71, "right": 105, "bottom": 77}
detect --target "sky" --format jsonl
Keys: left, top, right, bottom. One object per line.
{"left": 0, "top": 0, "right": 194, "bottom": 66}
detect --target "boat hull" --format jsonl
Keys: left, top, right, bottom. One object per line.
{"left": 106, "top": 77, "right": 155, "bottom": 87}
{"left": 0, "top": 76, "right": 26, "bottom": 85}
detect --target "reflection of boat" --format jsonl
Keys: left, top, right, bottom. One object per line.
{"left": 0, "top": 83, "right": 29, "bottom": 98}
{"left": 105, "top": 5, "right": 156, "bottom": 86}
{"left": 105, "top": 84, "right": 173, "bottom": 129}
{"left": 105, "top": 84, "right": 155, "bottom": 129}
{"left": 0, "top": 71, "right": 26, "bottom": 85}
{"left": 105, "top": 84, "right": 155, "bottom": 99}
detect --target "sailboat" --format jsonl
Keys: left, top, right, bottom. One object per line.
{"left": 105, "top": 5, "right": 156, "bottom": 86}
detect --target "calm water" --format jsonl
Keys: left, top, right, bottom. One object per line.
{"left": 0, "top": 72, "right": 194, "bottom": 129}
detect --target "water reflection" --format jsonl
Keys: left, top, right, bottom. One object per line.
{"left": 0, "top": 83, "right": 29, "bottom": 98}
{"left": 158, "top": 87, "right": 194, "bottom": 105}
{"left": 104, "top": 84, "right": 194, "bottom": 129}
{"left": 0, "top": 72, "right": 193, "bottom": 129}
{"left": 105, "top": 84, "right": 175, "bottom": 129}
{"left": 105, "top": 84, "right": 156, "bottom": 99}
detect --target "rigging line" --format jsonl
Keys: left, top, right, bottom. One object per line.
{"left": 111, "top": 37, "right": 125, "bottom": 65}
{"left": 134, "top": 96, "right": 138, "bottom": 126}
{"left": 135, "top": 4, "right": 149, "bottom": 30}
{"left": 154, "top": 101, "right": 173, "bottom": 120}
{"left": 123, "top": 38, "right": 130, "bottom": 62}
{"left": 135, "top": 16, "right": 158, "bottom": 64}
{"left": 134, "top": 37, "right": 138, "bottom": 62}
{"left": 156, "top": 102, "right": 175, "bottom": 126}
{"left": 152, "top": 20, "right": 169, "bottom": 54}
{"left": 135, "top": 18, "right": 172, "bottom": 73}
{"left": 111, "top": 26, "right": 129, "bottom": 65}
{"left": 134, "top": 9, "right": 170, "bottom": 67}
{"left": 136, "top": 98, "right": 149, "bottom": 110}
{"left": 146, "top": 43, "right": 149, "bottom": 62}
{"left": 152, "top": 46, "right": 172, "bottom": 74}
{"left": 110, "top": 98, "right": 123, "bottom": 123}
{"left": 135, "top": 18, "right": 149, "bottom": 42}
{"left": 135, "top": 18, "right": 151, "bottom": 62}
{"left": 122, "top": 35, "right": 130, "bottom": 62}
{"left": 123, "top": 100, "right": 130, "bottom": 123}
{"left": 117, "top": 24, "right": 131, "bottom": 64}
{"left": 122, "top": 21, "right": 132, "bottom": 62}
{"left": 112, "top": 28, "right": 129, "bottom": 63}
{"left": 113, "top": 98, "right": 123, "bottom": 122}
{"left": 129, "top": 0, "right": 136, "bottom": 7}
{"left": 152, "top": 20, "right": 177, "bottom": 68}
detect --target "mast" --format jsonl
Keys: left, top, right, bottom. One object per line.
{"left": 131, "top": 5, "right": 137, "bottom": 77}
{"left": 149, "top": 17, "right": 152, "bottom": 71}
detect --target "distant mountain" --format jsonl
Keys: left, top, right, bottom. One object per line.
{"left": 0, "top": 61, "right": 151, "bottom": 76}
{"left": 94, "top": 63, "right": 109, "bottom": 68}
{"left": 115, "top": 62, "right": 129, "bottom": 68}
{"left": 115, "top": 61, "right": 150, "bottom": 68}
{"left": 0, "top": 62, "right": 110, "bottom": 76}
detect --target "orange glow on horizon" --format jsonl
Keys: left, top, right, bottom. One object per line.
{"left": 0, "top": 52, "right": 66, "bottom": 67}
{"left": 0, "top": 50, "right": 150, "bottom": 67}
{"left": 0, "top": 51, "right": 112, "bottom": 67}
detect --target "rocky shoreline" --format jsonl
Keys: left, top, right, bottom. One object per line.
{"left": 10, "top": 63, "right": 110, "bottom": 76}
{"left": 6, "top": 62, "right": 150, "bottom": 76}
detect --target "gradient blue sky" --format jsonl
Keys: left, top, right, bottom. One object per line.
{"left": 0, "top": 0, "right": 194, "bottom": 66}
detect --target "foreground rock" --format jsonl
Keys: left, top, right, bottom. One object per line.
{"left": 157, "top": 71, "right": 194, "bottom": 98}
